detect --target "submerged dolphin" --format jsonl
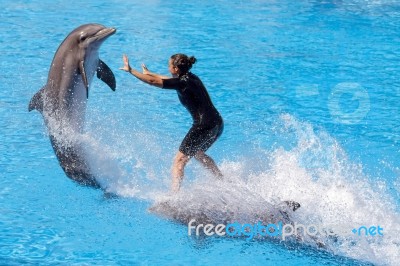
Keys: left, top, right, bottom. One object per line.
{"left": 28, "top": 23, "right": 116, "bottom": 187}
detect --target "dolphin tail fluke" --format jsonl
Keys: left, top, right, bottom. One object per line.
{"left": 97, "top": 59, "right": 116, "bottom": 91}
{"left": 28, "top": 87, "right": 44, "bottom": 112}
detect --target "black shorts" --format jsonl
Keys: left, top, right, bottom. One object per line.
{"left": 179, "top": 122, "right": 224, "bottom": 157}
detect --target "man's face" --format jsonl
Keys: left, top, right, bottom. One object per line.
{"left": 168, "top": 59, "right": 179, "bottom": 76}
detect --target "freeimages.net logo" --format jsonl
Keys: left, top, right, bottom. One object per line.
{"left": 188, "top": 219, "right": 384, "bottom": 241}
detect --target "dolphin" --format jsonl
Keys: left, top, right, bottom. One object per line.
{"left": 28, "top": 23, "right": 116, "bottom": 187}
{"left": 147, "top": 186, "right": 328, "bottom": 248}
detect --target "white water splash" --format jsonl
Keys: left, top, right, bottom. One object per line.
{"left": 83, "top": 113, "right": 400, "bottom": 265}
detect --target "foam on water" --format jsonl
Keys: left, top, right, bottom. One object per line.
{"left": 80, "top": 113, "right": 399, "bottom": 265}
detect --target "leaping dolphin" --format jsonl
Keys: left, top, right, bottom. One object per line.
{"left": 28, "top": 23, "right": 116, "bottom": 187}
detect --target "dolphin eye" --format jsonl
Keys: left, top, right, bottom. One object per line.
{"left": 79, "top": 33, "right": 87, "bottom": 41}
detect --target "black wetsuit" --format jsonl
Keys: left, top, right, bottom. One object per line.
{"left": 162, "top": 72, "right": 223, "bottom": 157}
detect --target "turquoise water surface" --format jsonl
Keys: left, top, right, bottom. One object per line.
{"left": 1, "top": 0, "right": 399, "bottom": 265}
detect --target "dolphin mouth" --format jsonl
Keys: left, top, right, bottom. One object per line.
{"left": 92, "top": 27, "right": 116, "bottom": 41}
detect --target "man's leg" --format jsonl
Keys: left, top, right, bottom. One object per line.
{"left": 171, "top": 151, "right": 190, "bottom": 192}
{"left": 194, "top": 151, "right": 223, "bottom": 179}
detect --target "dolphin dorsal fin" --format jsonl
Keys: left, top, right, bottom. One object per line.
{"left": 283, "top": 200, "right": 301, "bottom": 212}
{"left": 28, "top": 87, "right": 45, "bottom": 112}
{"left": 97, "top": 59, "right": 116, "bottom": 91}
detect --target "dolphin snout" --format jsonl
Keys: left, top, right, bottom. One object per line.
{"left": 95, "top": 27, "right": 116, "bottom": 40}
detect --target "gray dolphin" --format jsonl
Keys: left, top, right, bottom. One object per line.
{"left": 28, "top": 23, "right": 116, "bottom": 187}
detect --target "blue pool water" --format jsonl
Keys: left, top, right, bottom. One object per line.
{"left": 1, "top": 0, "right": 399, "bottom": 265}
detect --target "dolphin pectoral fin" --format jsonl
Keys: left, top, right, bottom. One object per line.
{"left": 97, "top": 59, "right": 116, "bottom": 91}
{"left": 79, "top": 61, "right": 89, "bottom": 98}
{"left": 28, "top": 87, "right": 45, "bottom": 112}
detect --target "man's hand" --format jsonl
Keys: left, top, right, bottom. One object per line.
{"left": 119, "top": 54, "right": 131, "bottom": 72}
{"left": 141, "top": 63, "right": 150, "bottom": 75}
